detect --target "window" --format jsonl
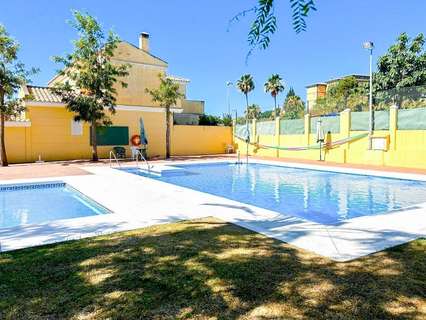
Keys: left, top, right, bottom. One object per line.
{"left": 71, "top": 120, "right": 83, "bottom": 136}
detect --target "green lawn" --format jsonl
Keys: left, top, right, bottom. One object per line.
{"left": 0, "top": 217, "right": 425, "bottom": 320}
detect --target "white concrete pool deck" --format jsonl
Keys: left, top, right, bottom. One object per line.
{"left": 0, "top": 159, "right": 425, "bottom": 261}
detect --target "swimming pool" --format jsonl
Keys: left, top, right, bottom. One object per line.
{"left": 0, "top": 182, "right": 110, "bottom": 228}
{"left": 121, "top": 162, "right": 426, "bottom": 225}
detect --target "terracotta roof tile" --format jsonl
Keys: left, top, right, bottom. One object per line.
{"left": 26, "top": 85, "right": 62, "bottom": 103}
{"left": 167, "top": 75, "right": 190, "bottom": 83}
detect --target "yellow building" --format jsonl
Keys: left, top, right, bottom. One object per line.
{"left": 5, "top": 33, "right": 228, "bottom": 163}
{"left": 305, "top": 83, "right": 326, "bottom": 112}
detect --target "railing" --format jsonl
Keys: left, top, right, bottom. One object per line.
{"left": 109, "top": 151, "right": 120, "bottom": 168}
{"left": 109, "top": 149, "right": 153, "bottom": 170}
{"left": 135, "top": 149, "right": 153, "bottom": 171}
{"left": 235, "top": 150, "right": 244, "bottom": 165}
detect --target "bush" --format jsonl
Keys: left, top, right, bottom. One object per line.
{"left": 198, "top": 114, "right": 221, "bottom": 126}
{"left": 221, "top": 114, "right": 233, "bottom": 126}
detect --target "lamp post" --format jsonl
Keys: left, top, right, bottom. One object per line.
{"left": 226, "top": 81, "right": 233, "bottom": 116}
{"left": 363, "top": 41, "right": 374, "bottom": 149}
{"left": 232, "top": 108, "right": 238, "bottom": 123}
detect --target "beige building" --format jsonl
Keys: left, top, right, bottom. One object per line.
{"left": 47, "top": 32, "right": 204, "bottom": 115}
{"left": 306, "top": 74, "right": 368, "bottom": 112}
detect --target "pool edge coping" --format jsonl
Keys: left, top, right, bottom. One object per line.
{"left": 0, "top": 159, "right": 425, "bottom": 262}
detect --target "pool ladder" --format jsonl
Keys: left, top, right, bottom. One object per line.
{"left": 134, "top": 149, "right": 153, "bottom": 171}
{"left": 235, "top": 150, "right": 244, "bottom": 165}
{"left": 109, "top": 150, "right": 152, "bottom": 172}
{"left": 109, "top": 151, "right": 120, "bottom": 168}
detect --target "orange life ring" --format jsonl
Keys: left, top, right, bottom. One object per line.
{"left": 130, "top": 134, "right": 141, "bottom": 146}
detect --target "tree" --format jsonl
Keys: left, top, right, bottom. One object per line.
{"left": 198, "top": 114, "right": 221, "bottom": 126}
{"left": 245, "top": 104, "right": 261, "bottom": 120}
{"left": 53, "top": 11, "right": 129, "bottom": 161}
{"left": 313, "top": 77, "right": 368, "bottom": 115}
{"left": 0, "top": 25, "right": 37, "bottom": 166}
{"left": 221, "top": 113, "right": 233, "bottom": 126}
{"left": 231, "top": 0, "right": 316, "bottom": 58}
{"left": 282, "top": 87, "right": 296, "bottom": 110}
{"left": 258, "top": 109, "right": 279, "bottom": 120}
{"left": 286, "top": 87, "right": 296, "bottom": 98}
{"left": 264, "top": 74, "right": 285, "bottom": 111}
{"left": 331, "top": 76, "right": 359, "bottom": 109}
{"left": 236, "top": 74, "right": 255, "bottom": 119}
{"left": 282, "top": 95, "right": 305, "bottom": 119}
{"left": 236, "top": 74, "right": 255, "bottom": 155}
{"left": 374, "top": 32, "right": 426, "bottom": 107}
{"left": 314, "top": 96, "right": 337, "bottom": 115}
{"left": 146, "top": 74, "right": 183, "bottom": 158}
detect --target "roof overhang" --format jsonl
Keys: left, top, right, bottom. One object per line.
{"left": 167, "top": 75, "right": 190, "bottom": 83}
{"left": 24, "top": 101, "right": 183, "bottom": 113}
{"left": 305, "top": 83, "right": 327, "bottom": 88}
{"left": 5, "top": 121, "right": 31, "bottom": 127}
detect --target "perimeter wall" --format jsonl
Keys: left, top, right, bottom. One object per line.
{"left": 234, "top": 107, "right": 426, "bottom": 170}
{"left": 4, "top": 105, "right": 232, "bottom": 163}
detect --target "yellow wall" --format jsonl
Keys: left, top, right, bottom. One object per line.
{"left": 4, "top": 126, "right": 28, "bottom": 163}
{"left": 235, "top": 109, "right": 426, "bottom": 170}
{"left": 27, "top": 106, "right": 92, "bottom": 161}
{"left": 5, "top": 105, "right": 167, "bottom": 162}
{"left": 98, "top": 110, "right": 166, "bottom": 159}
{"left": 111, "top": 42, "right": 188, "bottom": 108}
{"left": 48, "top": 41, "right": 187, "bottom": 109}
{"left": 113, "top": 62, "right": 166, "bottom": 107}
{"left": 171, "top": 125, "right": 233, "bottom": 156}
{"left": 5, "top": 105, "right": 232, "bottom": 163}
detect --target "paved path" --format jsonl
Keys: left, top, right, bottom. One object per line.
{"left": 1, "top": 159, "right": 425, "bottom": 261}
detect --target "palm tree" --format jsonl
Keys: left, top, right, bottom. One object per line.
{"left": 264, "top": 74, "right": 285, "bottom": 111}
{"left": 245, "top": 104, "right": 261, "bottom": 120}
{"left": 236, "top": 74, "right": 255, "bottom": 159}
{"left": 237, "top": 74, "right": 255, "bottom": 107}
{"left": 146, "top": 74, "right": 183, "bottom": 158}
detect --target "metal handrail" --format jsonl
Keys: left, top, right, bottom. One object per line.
{"left": 109, "top": 151, "right": 120, "bottom": 167}
{"left": 235, "top": 150, "right": 243, "bottom": 165}
{"left": 135, "top": 149, "right": 152, "bottom": 171}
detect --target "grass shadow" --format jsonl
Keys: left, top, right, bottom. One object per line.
{"left": 0, "top": 217, "right": 425, "bottom": 319}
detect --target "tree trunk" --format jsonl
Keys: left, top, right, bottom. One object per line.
{"left": 274, "top": 95, "right": 277, "bottom": 112}
{"left": 165, "top": 107, "right": 171, "bottom": 159}
{"left": 0, "top": 112, "right": 8, "bottom": 167}
{"left": 91, "top": 122, "right": 99, "bottom": 162}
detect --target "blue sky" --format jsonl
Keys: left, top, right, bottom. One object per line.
{"left": 1, "top": 0, "right": 425, "bottom": 116}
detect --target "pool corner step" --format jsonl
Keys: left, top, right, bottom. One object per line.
{"left": 138, "top": 165, "right": 189, "bottom": 177}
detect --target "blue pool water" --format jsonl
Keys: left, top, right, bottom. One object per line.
{"left": 0, "top": 182, "right": 110, "bottom": 228}
{"left": 121, "top": 163, "right": 426, "bottom": 225}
